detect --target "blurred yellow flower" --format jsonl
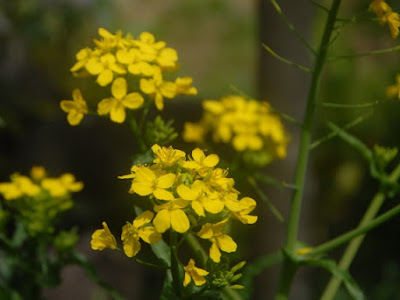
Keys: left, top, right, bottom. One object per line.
{"left": 60, "top": 89, "right": 88, "bottom": 126}
{"left": 386, "top": 73, "right": 400, "bottom": 99}
{"left": 41, "top": 173, "right": 83, "bottom": 197}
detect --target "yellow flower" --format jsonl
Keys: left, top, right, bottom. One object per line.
{"left": 30, "top": 166, "right": 46, "bottom": 181}
{"left": 197, "top": 220, "right": 237, "bottom": 263}
{"left": 129, "top": 166, "right": 176, "bottom": 200}
{"left": 70, "top": 47, "right": 100, "bottom": 74}
{"left": 60, "top": 89, "right": 88, "bottom": 126}
{"left": 134, "top": 32, "right": 166, "bottom": 62}
{"left": 0, "top": 174, "right": 41, "bottom": 200}
{"left": 386, "top": 73, "right": 400, "bottom": 99}
{"left": 94, "top": 28, "right": 127, "bottom": 51}
{"left": 183, "top": 259, "right": 209, "bottom": 287}
{"left": 121, "top": 210, "right": 161, "bottom": 257}
{"left": 183, "top": 148, "right": 219, "bottom": 176}
{"left": 97, "top": 77, "right": 144, "bottom": 123}
{"left": 91, "top": 221, "right": 117, "bottom": 250}
{"left": 140, "top": 71, "right": 177, "bottom": 110}
{"left": 230, "top": 197, "right": 258, "bottom": 224}
{"left": 370, "top": 0, "right": 391, "bottom": 18}
{"left": 157, "top": 48, "right": 178, "bottom": 69}
{"left": 86, "top": 53, "right": 126, "bottom": 86}
{"left": 41, "top": 173, "right": 83, "bottom": 197}
{"left": 153, "top": 199, "right": 190, "bottom": 233}
{"left": 175, "top": 77, "right": 197, "bottom": 95}
{"left": 151, "top": 144, "right": 186, "bottom": 167}
{"left": 177, "top": 181, "right": 224, "bottom": 216}
{"left": 182, "top": 122, "right": 205, "bottom": 143}
{"left": 383, "top": 11, "right": 400, "bottom": 39}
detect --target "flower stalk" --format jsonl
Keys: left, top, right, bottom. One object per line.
{"left": 275, "top": 0, "right": 342, "bottom": 298}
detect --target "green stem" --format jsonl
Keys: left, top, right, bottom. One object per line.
{"left": 262, "top": 44, "right": 311, "bottom": 73}
{"left": 170, "top": 230, "right": 182, "bottom": 297}
{"left": 275, "top": 0, "right": 342, "bottom": 299}
{"left": 129, "top": 114, "right": 147, "bottom": 153}
{"left": 327, "top": 45, "right": 400, "bottom": 61}
{"left": 320, "top": 162, "right": 400, "bottom": 299}
{"left": 320, "top": 100, "right": 378, "bottom": 109}
{"left": 309, "top": 201, "right": 400, "bottom": 257}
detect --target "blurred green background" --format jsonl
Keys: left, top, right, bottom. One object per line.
{"left": 1, "top": 0, "right": 400, "bottom": 299}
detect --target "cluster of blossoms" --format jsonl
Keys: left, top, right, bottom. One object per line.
{"left": 60, "top": 28, "right": 197, "bottom": 125}
{"left": 91, "top": 144, "right": 257, "bottom": 287}
{"left": 370, "top": 0, "right": 400, "bottom": 39}
{"left": 183, "top": 95, "right": 288, "bottom": 164}
{"left": 0, "top": 166, "right": 83, "bottom": 235}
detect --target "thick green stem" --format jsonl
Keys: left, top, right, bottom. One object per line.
{"left": 320, "top": 162, "right": 400, "bottom": 299}
{"left": 275, "top": 0, "right": 341, "bottom": 298}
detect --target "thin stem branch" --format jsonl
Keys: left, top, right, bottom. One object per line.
{"left": 309, "top": 110, "right": 373, "bottom": 150}
{"left": 262, "top": 44, "right": 312, "bottom": 73}
{"left": 275, "top": 1, "right": 342, "bottom": 299}
{"left": 327, "top": 45, "right": 400, "bottom": 61}
{"left": 309, "top": 0, "right": 329, "bottom": 13}
{"left": 320, "top": 162, "right": 400, "bottom": 300}
{"left": 320, "top": 100, "right": 378, "bottom": 109}
{"left": 309, "top": 201, "right": 400, "bottom": 257}
{"left": 270, "top": 0, "right": 317, "bottom": 55}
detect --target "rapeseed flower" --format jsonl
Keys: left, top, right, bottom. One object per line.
{"left": 153, "top": 199, "right": 190, "bottom": 233}
{"left": 121, "top": 210, "right": 161, "bottom": 257}
{"left": 41, "top": 173, "right": 83, "bottom": 197}
{"left": 370, "top": 0, "right": 400, "bottom": 39}
{"left": 91, "top": 222, "right": 117, "bottom": 250}
{"left": 60, "top": 89, "right": 88, "bottom": 126}
{"left": 197, "top": 220, "right": 237, "bottom": 263}
{"left": 183, "top": 259, "right": 209, "bottom": 287}
{"left": 97, "top": 77, "right": 144, "bottom": 123}
{"left": 151, "top": 144, "right": 186, "bottom": 167}
{"left": 129, "top": 166, "right": 176, "bottom": 200}
{"left": 183, "top": 95, "right": 288, "bottom": 165}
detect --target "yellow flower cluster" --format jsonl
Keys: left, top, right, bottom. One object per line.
{"left": 91, "top": 144, "right": 258, "bottom": 286}
{"left": 370, "top": 0, "right": 400, "bottom": 39}
{"left": 61, "top": 28, "right": 197, "bottom": 125}
{"left": 386, "top": 73, "right": 400, "bottom": 100}
{"left": 183, "top": 95, "right": 288, "bottom": 159}
{"left": 0, "top": 166, "right": 83, "bottom": 234}
{"left": 0, "top": 166, "right": 83, "bottom": 200}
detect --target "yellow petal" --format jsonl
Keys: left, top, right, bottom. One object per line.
{"left": 85, "top": 57, "right": 103, "bottom": 75}
{"left": 210, "top": 242, "right": 221, "bottom": 263}
{"left": 110, "top": 103, "right": 126, "bottom": 123}
{"left": 183, "top": 273, "right": 191, "bottom": 287}
{"left": 170, "top": 209, "right": 190, "bottom": 233}
{"left": 123, "top": 93, "right": 144, "bottom": 109}
{"left": 97, "top": 98, "right": 114, "bottom": 115}
{"left": 203, "top": 154, "right": 219, "bottom": 167}
{"left": 67, "top": 111, "right": 84, "bottom": 126}
{"left": 111, "top": 77, "right": 127, "bottom": 99}
{"left": 97, "top": 69, "right": 114, "bottom": 86}
{"left": 160, "top": 82, "right": 177, "bottom": 98}
{"left": 191, "top": 201, "right": 205, "bottom": 217}
{"left": 123, "top": 238, "right": 141, "bottom": 257}
{"left": 192, "top": 148, "right": 205, "bottom": 162}
{"left": 217, "top": 234, "right": 237, "bottom": 253}
{"left": 138, "top": 226, "right": 161, "bottom": 244}
{"left": 157, "top": 173, "right": 176, "bottom": 189}
{"left": 133, "top": 210, "right": 154, "bottom": 228}
{"left": 203, "top": 199, "right": 224, "bottom": 214}
{"left": 197, "top": 223, "right": 213, "bottom": 239}
{"left": 177, "top": 184, "right": 196, "bottom": 200}
{"left": 60, "top": 100, "right": 75, "bottom": 113}
{"left": 131, "top": 182, "right": 153, "bottom": 196}
{"left": 140, "top": 78, "right": 156, "bottom": 94}
{"left": 153, "top": 188, "right": 174, "bottom": 200}
{"left": 153, "top": 210, "right": 171, "bottom": 233}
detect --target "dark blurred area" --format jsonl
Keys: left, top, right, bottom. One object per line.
{"left": 1, "top": 0, "right": 400, "bottom": 299}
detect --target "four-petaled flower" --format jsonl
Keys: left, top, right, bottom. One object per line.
{"left": 129, "top": 166, "right": 176, "bottom": 200}
{"left": 183, "top": 148, "right": 220, "bottom": 176}
{"left": 183, "top": 259, "right": 209, "bottom": 287}
{"left": 153, "top": 199, "right": 190, "bottom": 233}
{"left": 91, "top": 222, "right": 117, "bottom": 250}
{"left": 86, "top": 53, "right": 126, "bottom": 86}
{"left": 60, "top": 89, "right": 88, "bottom": 126}
{"left": 197, "top": 220, "right": 237, "bottom": 263}
{"left": 121, "top": 211, "right": 161, "bottom": 257}
{"left": 98, "top": 77, "right": 144, "bottom": 123}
